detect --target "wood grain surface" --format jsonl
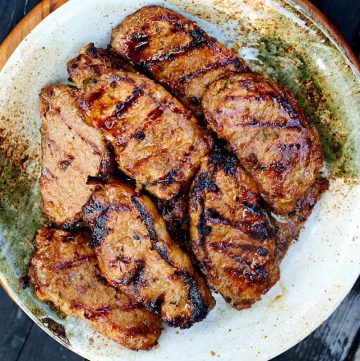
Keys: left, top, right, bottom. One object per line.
{"left": 0, "top": 1, "right": 359, "bottom": 361}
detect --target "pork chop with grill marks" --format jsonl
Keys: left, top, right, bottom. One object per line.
{"left": 111, "top": 6, "right": 247, "bottom": 117}
{"left": 29, "top": 228, "right": 162, "bottom": 350}
{"left": 82, "top": 180, "right": 215, "bottom": 328}
{"left": 67, "top": 45, "right": 212, "bottom": 201}
{"left": 39, "top": 85, "right": 113, "bottom": 227}
{"left": 189, "top": 150, "right": 279, "bottom": 309}
{"left": 202, "top": 73, "right": 324, "bottom": 215}
{"left": 189, "top": 149, "right": 328, "bottom": 308}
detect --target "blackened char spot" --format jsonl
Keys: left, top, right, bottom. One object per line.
{"left": 153, "top": 167, "right": 178, "bottom": 188}
{"left": 175, "top": 269, "right": 210, "bottom": 328}
{"left": 204, "top": 205, "right": 274, "bottom": 241}
{"left": 89, "top": 210, "right": 110, "bottom": 249}
{"left": 132, "top": 260, "right": 146, "bottom": 288}
{"left": 207, "top": 150, "right": 239, "bottom": 177}
{"left": 131, "top": 197, "right": 173, "bottom": 266}
{"left": 114, "top": 87, "right": 143, "bottom": 118}
{"left": 133, "top": 131, "right": 146, "bottom": 140}
{"left": 192, "top": 172, "right": 218, "bottom": 194}
{"left": 146, "top": 295, "right": 165, "bottom": 316}
{"left": 189, "top": 96, "right": 200, "bottom": 106}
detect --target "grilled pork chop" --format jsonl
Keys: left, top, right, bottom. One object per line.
{"left": 68, "top": 45, "right": 212, "bottom": 201}
{"left": 189, "top": 150, "right": 279, "bottom": 309}
{"left": 202, "top": 73, "right": 324, "bottom": 214}
{"left": 82, "top": 180, "right": 215, "bottom": 328}
{"left": 29, "top": 228, "right": 162, "bottom": 350}
{"left": 39, "top": 85, "right": 113, "bottom": 227}
{"left": 189, "top": 149, "right": 328, "bottom": 308}
{"left": 111, "top": 6, "right": 247, "bottom": 117}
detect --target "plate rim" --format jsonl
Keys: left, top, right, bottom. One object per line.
{"left": 0, "top": 0, "right": 359, "bottom": 360}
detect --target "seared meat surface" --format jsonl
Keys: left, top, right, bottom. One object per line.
{"left": 29, "top": 228, "right": 162, "bottom": 350}
{"left": 67, "top": 43, "right": 134, "bottom": 86}
{"left": 189, "top": 150, "right": 279, "bottom": 309}
{"left": 82, "top": 180, "right": 215, "bottom": 328}
{"left": 111, "top": 6, "right": 247, "bottom": 117}
{"left": 68, "top": 45, "right": 212, "bottom": 200}
{"left": 202, "top": 73, "right": 323, "bottom": 214}
{"left": 156, "top": 193, "right": 189, "bottom": 246}
{"left": 39, "top": 85, "right": 113, "bottom": 227}
{"left": 274, "top": 177, "right": 329, "bottom": 260}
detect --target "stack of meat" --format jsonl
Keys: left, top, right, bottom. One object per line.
{"left": 29, "top": 6, "right": 328, "bottom": 350}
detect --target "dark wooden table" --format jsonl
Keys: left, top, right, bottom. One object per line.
{"left": 0, "top": 1, "right": 359, "bottom": 360}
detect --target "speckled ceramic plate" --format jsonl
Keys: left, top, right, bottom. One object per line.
{"left": 0, "top": 0, "right": 359, "bottom": 360}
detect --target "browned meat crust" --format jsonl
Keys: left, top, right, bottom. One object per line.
{"left": 39, "top": 85, "right": 113, "bottom": 227}
{"left": 111, "top": 6, "right": 247, "bottom": 117}
{"left": 202, "top": 73, "right": 324, "bottom": 215}
{"left": 189, "top": 150, "right": 279, "bottom": 309}
{"left": 29, "top": 228, "right": 162, "bottom": 350}
{"left": 68, "top": 45, "right": 212, "bottom": 201}
{"left": 156, "top": 193, "right": 189, "bottom": 246}
{"left": 274, "top": 177, "right": 329, "bottom": 261}
{"left": 67, "top": 43, "right": 134, "bottom": 87}
{"left": 82, "top": 180, "right": 215, "bottom": 328}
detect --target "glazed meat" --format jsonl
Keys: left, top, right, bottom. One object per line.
{"left": 39, "top": 85, "right": 113, "bottom": 226}
{"left": 274, "top": 177, "right": 329, "bottom": 260}
{"left": 68, "top": 45, "right": 212, "bottom": 200}
{"left": 82, "top": 180, "right": 215, "bottom": 328}
{"left": 29, "top": 228, "right": 162, "bottom": 350}
{"left": 111, "top": 6, "right": 247, "bottom": 117}
{"left": 189, "top": 150, "right": 279, "bottom": 309}
{"left": 202, "top": 73, "right": 323, "bottom": 214}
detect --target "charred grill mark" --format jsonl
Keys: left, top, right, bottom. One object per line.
{"left": 171, "top": 57, "right": 240, "bottom": 88}
{"left": 208, "top": 241, "right": 262, "bottom": 254}
{"left": 223, "top": 266, "right": 268, "bottom": 284}
{"left": 99, "top": 87, "right": 144, "bottom": 132}
{"left": 134, "top": 29, "right": 213, "bottom": 70}
{"left": 114, "top": 87, "right": 143, "bottom": 118}
{"left": 51, "top": 255, "right": 97, "bottom": 271}
{"left": 237, "top": 118, "right": 302, "bottom": 129}
{"left": 131, "top": 197, "right": 156, "bottom": 241}
{"left": 132, "top": 260, "right": 146, "bottom": 288}
{"left": 131, "top": 197, "right": 173, "bottom": 266}
{"left": 207, "top": 150, "right": 239, "bottom": 177}
{"left": 90, "top": 209, "right": 111, "bottom": 249}
{"left": 204, "top": 207, "right": 272, "bottom": 241}
{"left": 175, "top": 269, "right": 210, "bottom": 328}
{"left": 191, "top": 172, "right": 217, "bottom": 248}
{"left": 149, "top": 143, "right": 197, "bottom": 190}
{"left": 152, "top": 167, "right": 178, "bottom": 188}
{"left": 222, "top": 92, "right": 301, "bottom": 126}
{"left": 191, "top": 172, "right": 218, "bottom": 195}
{"left": 146, "top": 295, "right": 165, "bottom": 316}
{"left": 56, "top": 111, "right": 105, "bottom": 162}
{"left": 115, "top": 104, "right": 165, "bottom": 148}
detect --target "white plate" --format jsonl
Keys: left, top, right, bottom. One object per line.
{"left": 0, "top": 0, "right": 359, "bottom": 360}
